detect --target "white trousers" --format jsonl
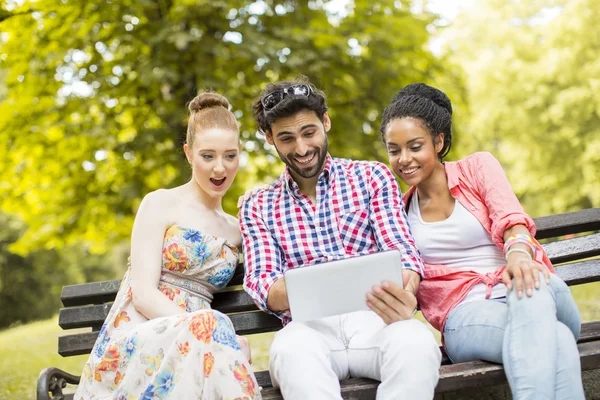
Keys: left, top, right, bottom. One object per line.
{"left": 269, "top": 310, "right": 441, "bottom": 400}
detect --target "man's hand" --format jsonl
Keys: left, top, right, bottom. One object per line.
{"left": 502, "top": 253, "right": 550, "bottom": 299}
{"left": 266, "top": 278, "right": 289, "bottom": 312}
{"left": 237, "top": 184, "right": 271, "bottom": 208}
{"left": 366, "top": 269, "right": 420, "bottom": 325}
{"left": 236, "top": 335, "right": 252, "bottom": 364}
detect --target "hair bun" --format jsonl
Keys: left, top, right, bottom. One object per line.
{"left": 188, "top": 92, "right": 230, "bottom": 113}
{"left": 394, "top": 83, "right": 452, "bottom": 115}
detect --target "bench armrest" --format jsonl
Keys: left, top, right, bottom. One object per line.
{"left": 37, "top": 367, "right": 80, "bottom": 400}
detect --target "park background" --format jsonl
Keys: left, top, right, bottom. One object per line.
{"left": 0, "top": 0, "right": 599, "bottom": 398}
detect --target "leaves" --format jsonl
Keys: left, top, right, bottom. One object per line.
{"left": 0, "top": 0, "right": 443, "bottom": 253}
{"left": 443, "top": 0, "right": 600, "bottom": 215}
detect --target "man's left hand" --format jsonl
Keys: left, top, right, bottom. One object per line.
{"left": 366, "top": 269, "right": 420, "bottom": 324}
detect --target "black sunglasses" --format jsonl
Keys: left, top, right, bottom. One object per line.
{"left": 261, "top": 84, "right": 312, "bottom": 112}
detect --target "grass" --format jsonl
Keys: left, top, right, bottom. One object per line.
{"left": 0, "top": 317, "right": 88, "bottom": 400}
{"left": 1, "top": 281, "right": 598, "bottom": 399}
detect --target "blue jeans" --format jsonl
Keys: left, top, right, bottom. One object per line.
{"left": 444, "top": 274, "right": 584, "bottom": 400}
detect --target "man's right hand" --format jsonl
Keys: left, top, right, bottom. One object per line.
{"left": 266, "top": 278, "right": 290, "bottom": 312}
{"left": 237, "top": 184, "right": 271, "bottom": 208}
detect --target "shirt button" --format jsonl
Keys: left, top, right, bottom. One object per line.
{"left": 470, "top": 206, "right": 476, "bottom": 211}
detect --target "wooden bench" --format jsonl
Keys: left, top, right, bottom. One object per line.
{"left": 37, "top": 208, "right": 600, "bottom": 400}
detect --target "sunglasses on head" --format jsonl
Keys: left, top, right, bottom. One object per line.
{"left": 261, "top": 84, "right": 312, "bottom": 112}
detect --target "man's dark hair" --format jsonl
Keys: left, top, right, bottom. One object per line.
{"left": 380, "top": 83, "right": 453, "bottom": 160}
{"left": 253, "top": 76, "right": 328, "bottom": 134}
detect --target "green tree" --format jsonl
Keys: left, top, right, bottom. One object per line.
{"left": 0, "top": 212, "right": 120, "bottom": 328}
{"left": 442, "top": 0, "right": 600, "bottom": 216}
{"left": 0, "top": 0, "right": 444, "bottom": 254}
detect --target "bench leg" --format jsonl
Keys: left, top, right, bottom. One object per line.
{"left": 37, "top": 367, "right": 81, "bottom": 400}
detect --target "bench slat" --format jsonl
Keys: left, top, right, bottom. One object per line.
{"left": 61, "top": 280, "right": 122, "bottom": 307}
{"left": 58, "top": 312, "right": 282, "bottom": 356}
{"left": 58, "top": 315, "right": 600, "bottom": 361}
{"left": 259, "top": 340, "right": 600, "bottom": 398}
{"left": 61, "top": 267, "right": 245, "bottom": 308}
{"left": 556, "top": 259, "right": 600, "bottom": 286}
{"left": 59, "top": 210, "right": 599, "bottom": 308}
{"left": 60, "top": 233, "right": 600, "bottom": 310}
{"left": 534, "top": 208, "right": 600, "bottom": 240}
{"left": 57, "top": 258, "right": 600, "bottom": 332}
{"left": 545, "top": 233, "right": 600, "bottom": 264}
{"left": 59, "top": 290, "right": 266, "bottom": 330}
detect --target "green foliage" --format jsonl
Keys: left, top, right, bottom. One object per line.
{"left": 0, "top": 0, "right": 443, "bottom": 254}
{"left": 443, "top": 0, "right": 600, "bottom": 216}
{"left": 0, "top": 213, "right": 120, "bottom": 328}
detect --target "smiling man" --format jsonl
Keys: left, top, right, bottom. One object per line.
{"left": 239, "top": 78, "right": 441, "bottom": 399}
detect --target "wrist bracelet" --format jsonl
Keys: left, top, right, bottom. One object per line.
{"left": 504, "top": 234, "right": 537, "bottom": 258}
{"left": 505, "top": 248, "right": 533, "bottom": 261}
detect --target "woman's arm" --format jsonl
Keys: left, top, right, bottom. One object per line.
{"left": 471, "top": 153, "right": 550, "bottom": 298}
{"left": 501, "top": 224, "right": 550, "bottom": 299}
{"left": 129, "top": 191, "right": 187, "bottom": 319}
{"left": 472, "top": 152, "right": 537, "bottom": 247}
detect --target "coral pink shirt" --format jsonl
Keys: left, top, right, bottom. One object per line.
{"left": 404, "top": 152, "right": 555, "bottom": 334}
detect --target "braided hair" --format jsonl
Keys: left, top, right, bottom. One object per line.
{"left": 380, "top": 83, "right": 453, "bottom": 160}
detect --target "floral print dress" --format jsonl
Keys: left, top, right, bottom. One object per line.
{"left": 75, "top": 225, "right": 261, "bottom": 400}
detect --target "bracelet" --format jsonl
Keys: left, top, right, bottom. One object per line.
{"left": 505, "top": 248, "right": 533, "bottom": 261}
{"left": 504, "top": 234, "right": 537, "bottom": 257}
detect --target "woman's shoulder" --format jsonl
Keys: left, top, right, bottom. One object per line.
{"left": 138, "top": 188, "right": 164, "bottom": 209}
{"left": 135, "top": 189, "right": 183, "bottom": 227}
{"left": 452, "top": 152, "right": 504, "bottom": 178}
{"left": 140, "top": 188, "right": 178, "bottom": 210}
{"left": 456, "top": 151, "right": 498, "bottom": 167}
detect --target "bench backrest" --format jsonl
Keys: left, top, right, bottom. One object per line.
{"left": 57, "top": 209, "right": 600, "bottom": 357}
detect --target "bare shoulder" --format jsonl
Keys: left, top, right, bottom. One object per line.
{"left": 135, "top": 189, "right": 176, "bottom": 225}
{"left": 139, "top": 189, "right": 172, "bottom": 210}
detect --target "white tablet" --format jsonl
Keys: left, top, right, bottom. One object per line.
{"left": 284, "top": 250, "right": 405, "bottom": 323}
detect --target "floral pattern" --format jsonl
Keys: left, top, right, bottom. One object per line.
{"left": 212, "top": 313, "right": 242, "bottom": 350}
{"left": 204, "top": 352, "right": 215, "bottom": 377}
{"left": 207, "top": 264, "right": 236, "bottom": 287}
{"left": 233, "top": 361, "right": 258, "bottom": 398}
{"left": 163, "top": 243, "right": 188, "bottom": 272}
{"left": 74, "top": 225, "right": 259, "bottom": 399}
{"left": 188, "top": 311, "right": 217, "bottom": 343}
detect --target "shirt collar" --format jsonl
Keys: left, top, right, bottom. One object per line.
{"left": 284, "top": 153, "right": 334, "bottom": 194}
{"left": 443, "top": 160, "right": 460, "bottom": 190}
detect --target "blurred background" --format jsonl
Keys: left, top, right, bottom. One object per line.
{"left": 0, "top": 0, "right": 598, "bottom": 398}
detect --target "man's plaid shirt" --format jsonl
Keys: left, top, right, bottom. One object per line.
{"left": 239, "top": 155, "right": 424, "bottom": 325}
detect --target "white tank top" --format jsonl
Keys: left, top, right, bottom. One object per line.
{"left": 407, "top": 191, "right": 507, "bottom": 303}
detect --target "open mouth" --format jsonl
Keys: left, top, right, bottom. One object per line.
{"left": 294, "top": 152, "right": 316, "bottom": 167}
{"left": 399, "top": 166, "right": 420, "bottom": 176}
{"left": 210, "top": 177, "right": 226, "bottom": 188}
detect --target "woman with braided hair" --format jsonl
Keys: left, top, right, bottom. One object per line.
{"left": 367, "top": 83, "right": 584, "bottom": 399}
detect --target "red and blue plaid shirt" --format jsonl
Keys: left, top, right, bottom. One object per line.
{"left": 239, "top": 155, "right": 424, "bottom": 324}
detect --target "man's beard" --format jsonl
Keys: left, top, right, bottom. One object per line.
{"left": 275, "top": 136, "right": 328, "bottom": 179}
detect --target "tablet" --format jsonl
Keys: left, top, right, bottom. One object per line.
{"left": 284, "top": 250, "right": 405, "bottom": 323}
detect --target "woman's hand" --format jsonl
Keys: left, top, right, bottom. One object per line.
{"left": 237, "top": 335, "right": 252, "bottom": 364}
{"left": 237, "top": 184, "right": 271, "bottom": 208}
{"left": 502, "top": 253, "right": 550, "bottom": 298}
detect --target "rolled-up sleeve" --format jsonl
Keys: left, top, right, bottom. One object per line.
{"left": 368, "top": 162, "right": 425, "bottom": 277}
{"left": 239, "top": 196, "right": 287, "bottom": 318}
{"left": 472, "top": 152, "right": 536, "bottom": 247}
